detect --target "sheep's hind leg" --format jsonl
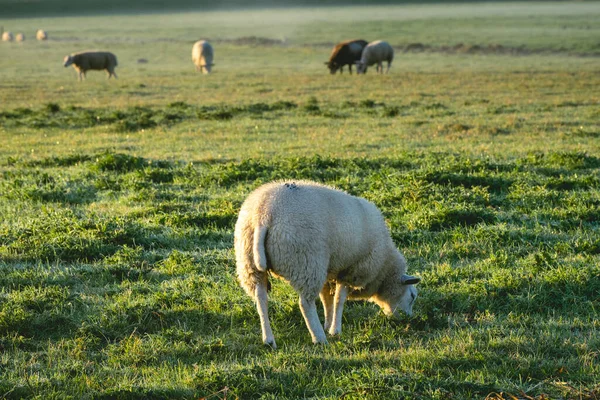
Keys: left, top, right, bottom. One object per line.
{"left": 320, "top": 283, "right": 334, "bottom": 333}
{"left": 255, "top": 280, "right": 276, "bottom": 349}
{"left": 299, "top": 293, "right": 328, "bottom": 344}
{"left": 329, "top": 282, "right": 348, "bottom": 336}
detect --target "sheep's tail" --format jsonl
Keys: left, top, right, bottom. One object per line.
{"left": 253, "top": 225, "right": 268, "bottom": 272}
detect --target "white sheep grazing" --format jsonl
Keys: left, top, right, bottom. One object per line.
{"left": 356, "top": 40, "right": 394, "bottom": 74}
{"left": 191, "top": 40, "right": 214, "bottom": 74}
{"left": 63, "top": 51, "right": 118, "bottom": 81}
{"left": 36, "top": 29, "right": 48, "bottom": 41}
{"left": 234, "top": 180, "right": 420, "bottom": 348}
{"left": 15, "top": 33, "right": 25, "bottom": 42}
{"left": 2, "top": 31, "right": 14, "bottom": 42}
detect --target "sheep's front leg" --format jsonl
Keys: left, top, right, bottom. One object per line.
{"left": 320, "top": 283, "right": 334, "bottom": 333}
{"left": 255, "top": 281, "right": 276, "bottom": 349}
{"left": 299, "top": 294, "right": 328, "bottom": 344}
{"left": 329, "top": 282, "right": 348, "bottom": 336}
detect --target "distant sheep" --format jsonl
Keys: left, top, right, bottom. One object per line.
{"left": 356, "top": 40, "right": 394, "bottom": 74}
{"left": 234, "top": 180, "right": 420, "bottom": 348}
{"left": 36, "top": 30, "right": 48, "bottom": 41}
{"left": 2, "top": 31, "right": 13, "bottom": 42}
{"left": 15, "top": 33, "right": 25, "bottom": 42}
{"left": 325, "top": 39, "right": 368, "bottom": 74}
{"left": 192, "top": 40, "right": 214, "bottom": 74}
{"left": 63, "top": 51, "right": 118, "bottom": 81}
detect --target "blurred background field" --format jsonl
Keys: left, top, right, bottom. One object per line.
{"left": 1, "top": 2, "right": 599, "bottom": 399}
{"left": 1, "top": 2, "right": 599, "bottom": 161}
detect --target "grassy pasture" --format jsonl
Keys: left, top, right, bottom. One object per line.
{"left": 1, "top": 2, "right": 600, "bottom": 399}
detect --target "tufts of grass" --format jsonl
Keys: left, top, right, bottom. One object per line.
{"left": 92, "top": 152, "right": 148, "bottom": 173}
{"left": 0, "top": 150, "right": 599, "bottom": 398}
{"left": 419, "top": 206, "right": 497, "bottom": 231}
{"left": 302, "top": 96, "right": 321, "bottom": 114}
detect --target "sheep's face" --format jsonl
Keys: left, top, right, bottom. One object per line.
{"left": 355, "top": 61, "right": 367, "bottom": 74}
{"left": 373, "top": 274, "right": 420, "bottom": 317}
{"left": 63, "top": 55, "right": 74, "bottom": 67}
{"left": 326, "top": 62, "right": 340, "bottom": 74}
{"left": 394, "top": 284, "right": 418, "bottom": 317}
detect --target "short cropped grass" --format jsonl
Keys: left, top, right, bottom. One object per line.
{"left": 1, "top": 2, "right": 600, "bottom": 399}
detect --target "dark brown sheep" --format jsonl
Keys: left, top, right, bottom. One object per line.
{"left": 63, "top": 51, "right": 118, "bottom": 81}
{"left": 325, "top": 39, "right": 368, "bottom": 75}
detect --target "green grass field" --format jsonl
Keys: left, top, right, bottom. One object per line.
{"left": 1, "top": 2, "right": 600, "bottom": 399}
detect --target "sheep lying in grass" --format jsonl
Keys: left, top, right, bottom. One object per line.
{"left": 2, "top": 31, "right": 14, "bottom": 42}
{"left": 234, "top": 180, "right": 420, "bottom": 348}
{"left": 36, "top": 29, "right": 48, "bottom": 41}
{"left": 192, "top": 40, "right": 214, "bottom": 74}
{"left": 63, "top": 51, "right": 118, "bottom": 81}
{"left": 356, "top": 40, "right": 394, "bottom": 74}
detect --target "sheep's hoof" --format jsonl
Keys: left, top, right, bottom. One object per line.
{"left": 328, "top": 328, "right": 341, "bottom": 336}
{"left": 263, "top": 339, "right": 277, "bottom": 350}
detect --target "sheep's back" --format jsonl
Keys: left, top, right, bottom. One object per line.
{"left": 74, "top": 52, "right": 117, "bottom": 69}
{"left": 362, "top": 41, "right": 394, "bottom": 64}
{"left": 329, "top": 39, "right": 368, "bottom": 65}
{"left": 192, "top": 41, "right": 212, "bottom": 64}
{"left": 249, "top": 181, "right": 390, "bottom": 276}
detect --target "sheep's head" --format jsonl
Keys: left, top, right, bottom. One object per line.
{"left": 371, "top": 255, "right": 421, "bottom": 317}
{"left": 63, "top": 55, "right": 74, "bottom": 67}
{"left": 394, "top": 275, "right": 420, "bottom": 316}
{"left": 325, "top": 61, "right": 339, "bottom": 74}
{"left": 354, "top": 61, "right": 367, "bottom": 74}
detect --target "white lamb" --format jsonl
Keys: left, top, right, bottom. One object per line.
{"left": 234, "top": 180, "right": 420, "bottom": 348}
{"left": 191, "top": 40, "right": 214, "bottom": 74}
{"left": 355, "top": 40, "right": 394, "bottom": 74}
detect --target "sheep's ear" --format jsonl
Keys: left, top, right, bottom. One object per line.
{"left": 401, "top": 275, "right": 420, "bottom": 285}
